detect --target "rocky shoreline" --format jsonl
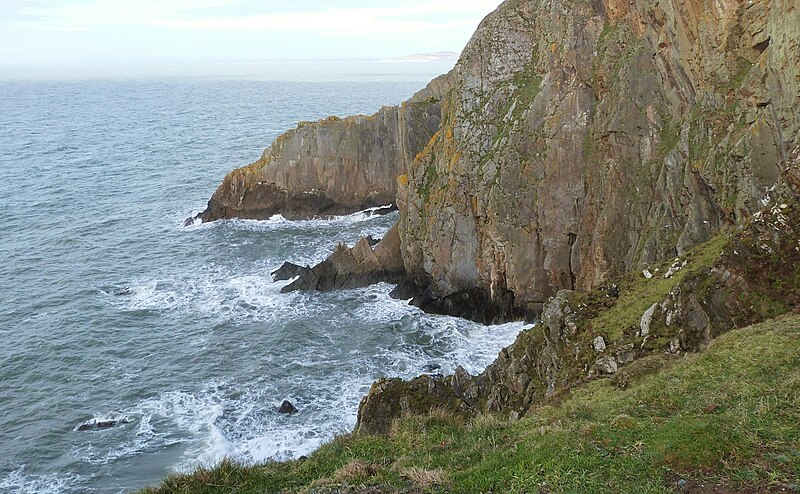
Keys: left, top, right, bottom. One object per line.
{"left": 190, "top": 0, "right": 800, "bottom": 439}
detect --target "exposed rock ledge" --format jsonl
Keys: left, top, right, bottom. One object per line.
{"left": 280, "top": 222, "right": 406, "bottom": 292}
{"left": 280, "top": 219, "right": 537, "bottom": 324}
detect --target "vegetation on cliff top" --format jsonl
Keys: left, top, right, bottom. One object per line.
{"left": 138, "top": 315, "right": 800, "bottom": 494}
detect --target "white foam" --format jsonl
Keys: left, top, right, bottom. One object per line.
{"left": 77, "top": 390, "right": 227, "bottom": 468}
{"left": 104, "top": 268, "right": 304, "bottom": 324}
{"left": 96, "top": 236, "right": 526, "bottom": 477}
{"left": 74, "top": 412, "right": 133, "bottom": 431}
{"left": 0, "top": 466, "right": 80, "bottom": 494}
{"left": 225, "top": 207, "right": 396, "bottom": 234}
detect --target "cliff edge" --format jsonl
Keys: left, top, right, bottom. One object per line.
{"left": 399, "top": 0, "right": 799, "bottom": 318}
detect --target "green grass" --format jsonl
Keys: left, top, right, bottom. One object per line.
{"left": 139, "top": 315, "right": 800, "bottom": 494}
{"left": 579, "top": 232, "right": 730, "bottom": 341}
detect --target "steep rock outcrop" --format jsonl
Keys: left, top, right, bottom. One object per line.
{"left": 357, "top": 171, "right": 800, "bottom": 433}
{"left": 194, "top": 75, "right": 451, "bottom": 222}
{"left": 197, "top": 0, "right": 798, "bottom": 319}
{"left": 399, "top": 0, "right": 800, "bottom": 315}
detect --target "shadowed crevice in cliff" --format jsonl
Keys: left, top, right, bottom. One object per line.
{"left": 388, "top": 277, "right": 539, "bottom": 325}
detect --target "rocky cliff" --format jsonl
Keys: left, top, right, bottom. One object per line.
{"left": 187, "top": 0, "right": 800, "bottom": 457}
{"left": 357, "top": 168, "right": 800, "bottom": 433}
{"left": 198, "top": 0, "right": 799, "bottom": 321}
{"left": 399, "top": 0, "right": 800, "bottom": 318}
{"left": 193, "top": 75, "right": 449, "bottom": 222}
{"left": 351, "top": 0, "right": 800, "bottom": 434}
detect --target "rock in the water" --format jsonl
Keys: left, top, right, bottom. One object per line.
{"left": 271, "top": 262, "right": 309, "bottom": 282}
{"left": 76, "top": 417, "right": 131, "bottom": 432}
{"left": 278, "top": 400, "right": 298, "bottom": 414}
{"left": 283, "top": 222, "right": 406, "bottom": 293}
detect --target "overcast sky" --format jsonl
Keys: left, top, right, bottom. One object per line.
{"left": 0, "top": 0, "right": 504, "bottom": 68}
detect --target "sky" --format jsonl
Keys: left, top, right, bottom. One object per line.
{"left": 0, "top": 0, "right": 504, "bottom": 69}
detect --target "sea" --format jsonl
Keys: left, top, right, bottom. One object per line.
{"left": 0, "top": 61, "right": 525, "bottom": 494}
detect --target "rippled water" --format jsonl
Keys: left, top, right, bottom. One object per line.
{"left": 0, "top": 63, "right": 524, "bottom": 494}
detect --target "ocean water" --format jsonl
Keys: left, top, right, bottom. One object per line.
{"left": 0, "top": 62, "right": 524, "bottom": 494}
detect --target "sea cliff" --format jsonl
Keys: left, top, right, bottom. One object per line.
{"left": 171, "top": 1, "right": 800, "bottom": 491}
{"left": 196, "top": 0, "right": 799, "bottom": 321}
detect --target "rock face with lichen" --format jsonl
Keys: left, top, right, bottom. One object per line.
{"left": 198, "top": 0, "right": 799, "bottom": 318}
{"left": 193, "top": 0, "right": 800, "bottom": 437}
{"left": 193, "top": 75, "right": 450, "bottom": 222}
{"left": 398, "top": 0, "right": 800, "bottom": 318}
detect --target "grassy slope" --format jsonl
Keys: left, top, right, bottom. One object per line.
{"left": 139, "top": 316, "right": 800, "bottom": 494}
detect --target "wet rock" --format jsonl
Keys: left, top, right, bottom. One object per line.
{"left": 283, "top": 222, "right": 406, "bottom": 293}
{"left": 271, "top": 262, "right": 310, "bottom": 282}
{"left": 422, "top": 363, "right": 442, "bottom": 373}
{"left": 278, "top": 400, "right": 298, "bottom": 414}
{"left": 76, "top": 417, "right": 131, "bottom": 432}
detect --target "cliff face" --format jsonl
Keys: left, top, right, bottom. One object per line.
{"left": 196, "top": 74, "right": 450, "bottom": 222}
{"left": 198, "top": 0, "right": 799, "bottom": 317}
{"left": 358, "top": 170, "right": 800, "bottom": 433}
{"left": 399, "top": 0, "right": 800, "bottom": 316}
